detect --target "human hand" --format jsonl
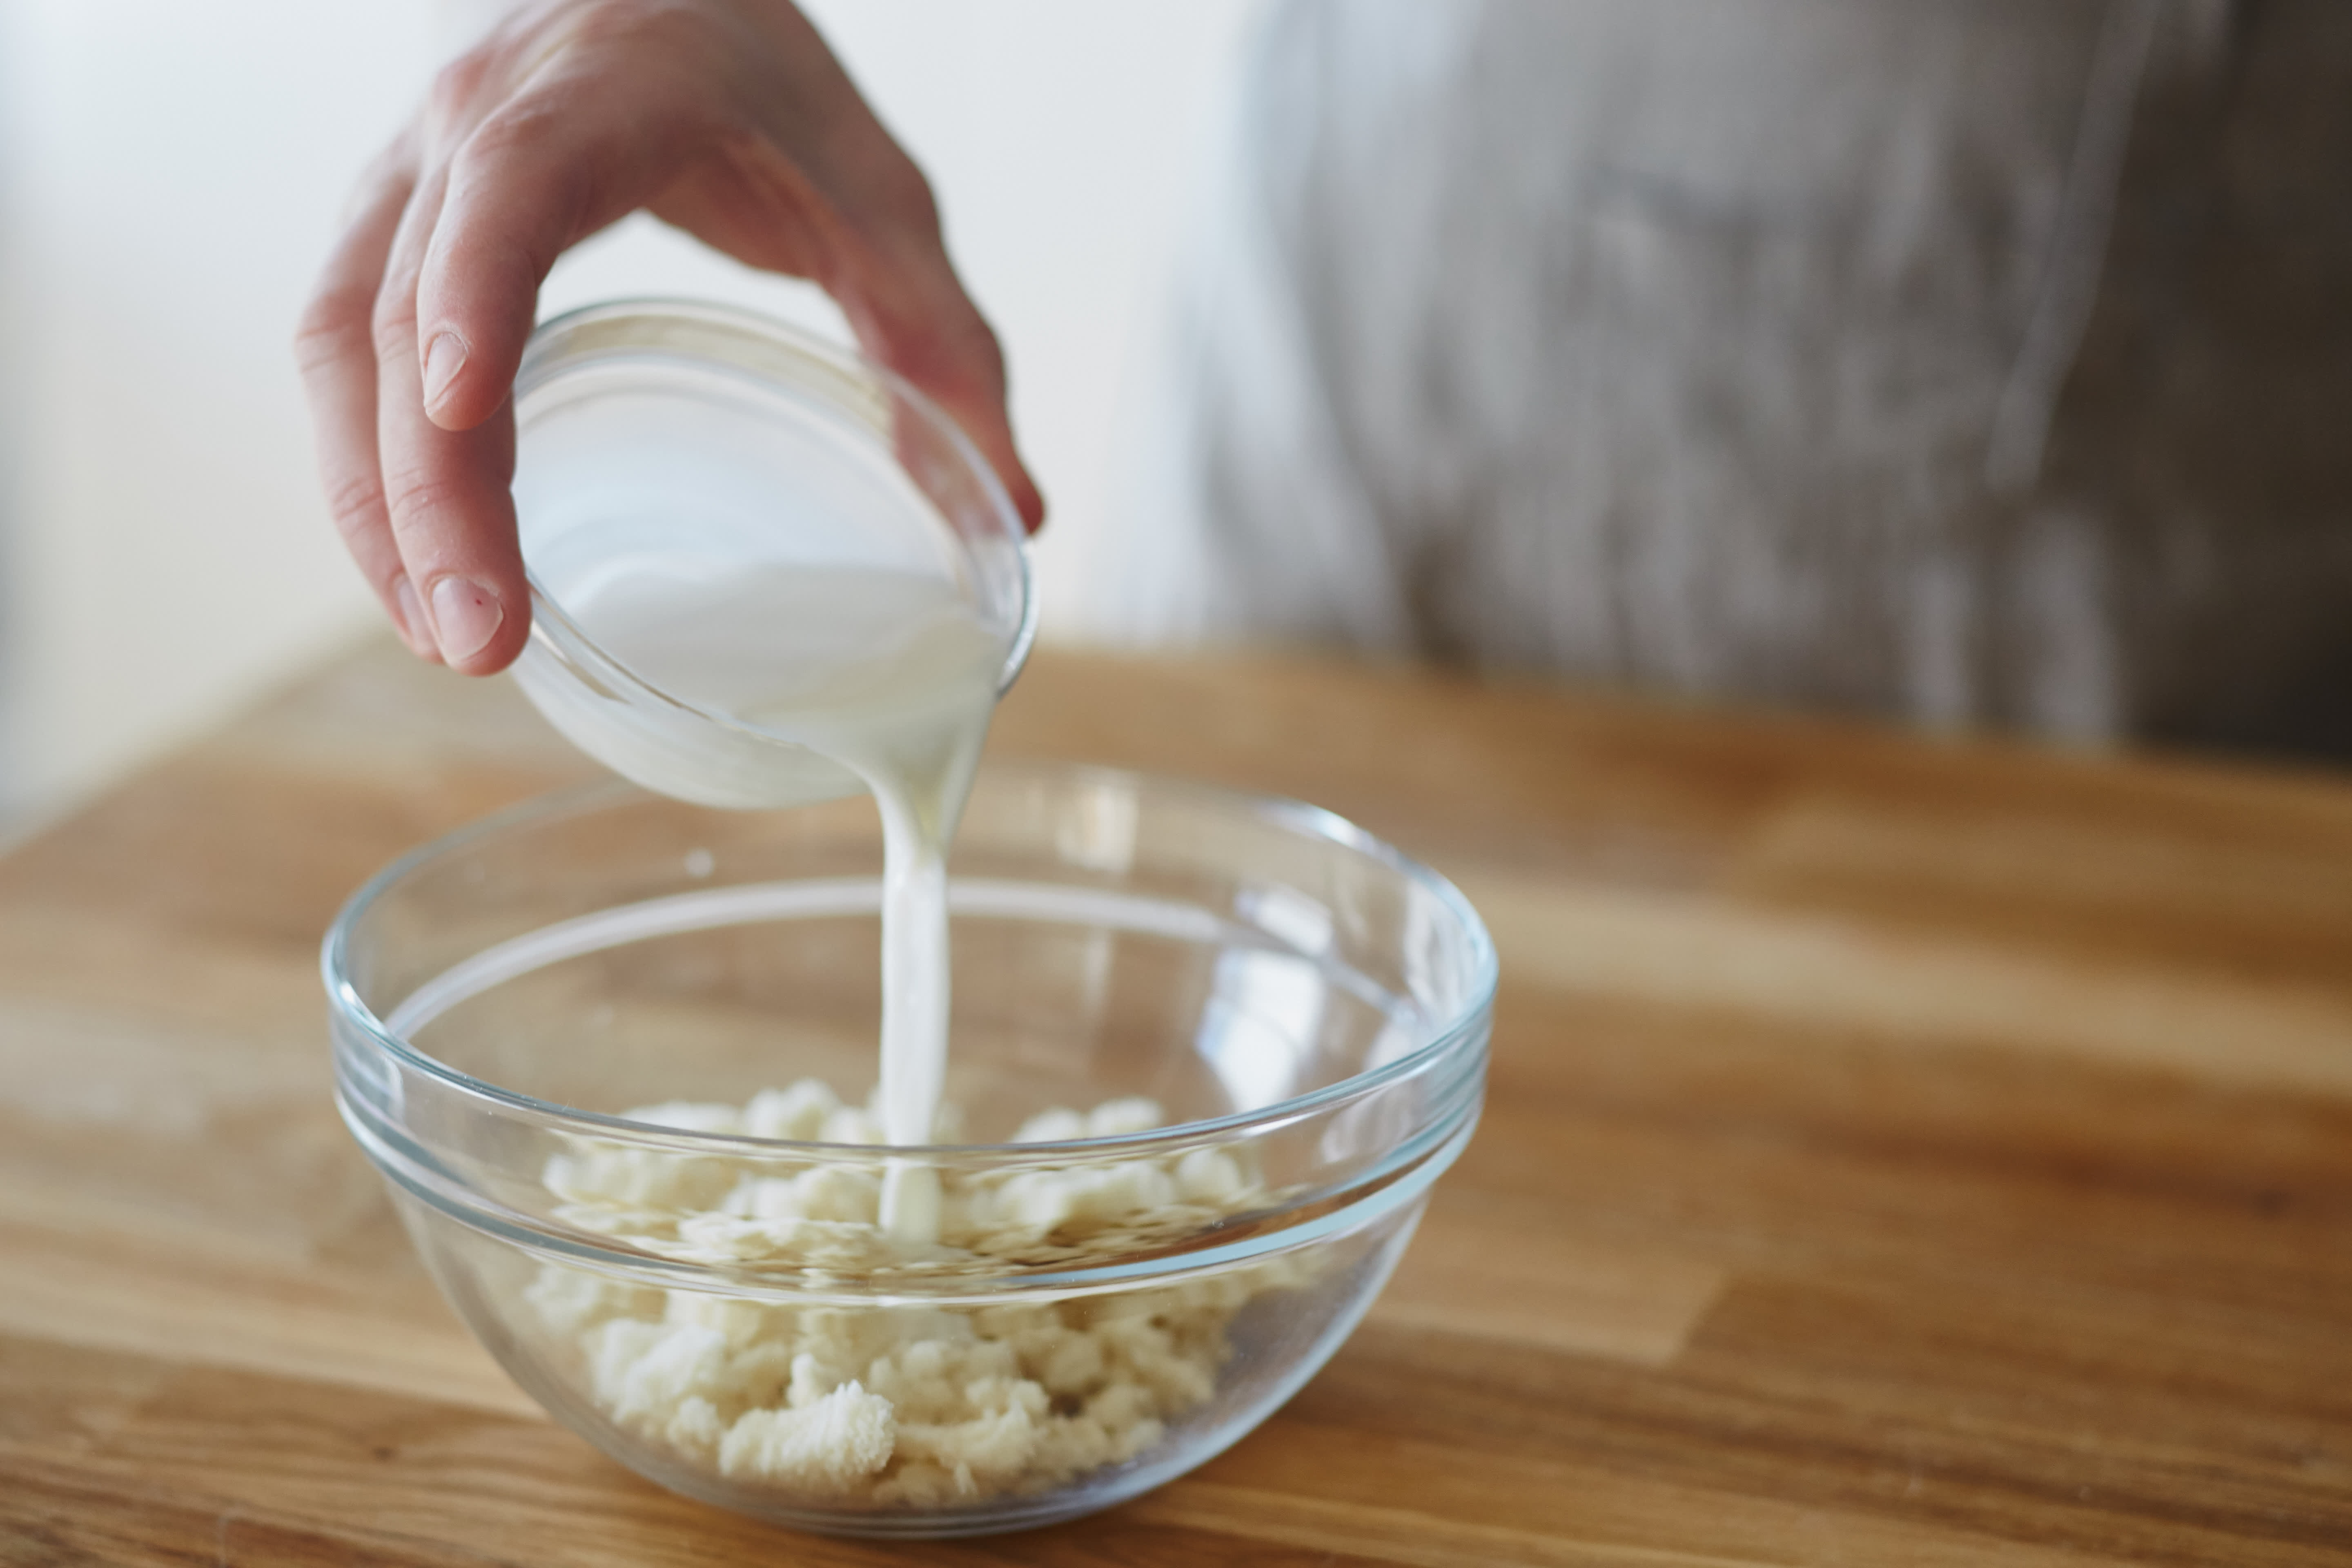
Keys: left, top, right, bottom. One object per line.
{"left": 295, "top": 0, "right": 1043, "bottom": 675}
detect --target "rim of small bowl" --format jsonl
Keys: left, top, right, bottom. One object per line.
{"left": 512, "top": 298, "right": 1039, "bottom": 723}
{"left": 321, "top": 760, "right": 1498, "bottom": 1164}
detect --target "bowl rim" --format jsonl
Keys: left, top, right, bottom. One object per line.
{"left": 321, "top": 759, "right": 1498, "bottom": 1160}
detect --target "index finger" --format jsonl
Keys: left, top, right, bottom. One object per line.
{"left": 373, "top": 161, "right": 531, "bottom": 675}
{"left": 293, "top": 145, "right": 438, "bottom": 659}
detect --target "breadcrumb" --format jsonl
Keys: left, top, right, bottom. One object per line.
{"left": 530, "top": 1082, "right": 1314, "bottom": 1508}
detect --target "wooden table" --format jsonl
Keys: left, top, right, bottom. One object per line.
{"left": 5, "top": 641, "right": 2351, "bottom": 1566}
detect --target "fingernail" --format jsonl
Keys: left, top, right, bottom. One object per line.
{"left": 422, "top": 332, "right": 468, "bottom": 414}
{"left": 392, "top": 575, "right": 432, "bottom": 657}
{"left": 429, "top": 575, "right": 504, "bottom": 662}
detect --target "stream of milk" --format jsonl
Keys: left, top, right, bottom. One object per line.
{"left": 564, "top": 562, "right": 1006, "bottom": 1243}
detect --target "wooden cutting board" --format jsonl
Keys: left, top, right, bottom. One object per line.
{"left": 4, "top": 640, "right": 2349, "bottom": 1565}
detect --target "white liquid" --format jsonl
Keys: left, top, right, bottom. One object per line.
{"left": 567, "top": 562, "right": 1005, "bottom": 1243}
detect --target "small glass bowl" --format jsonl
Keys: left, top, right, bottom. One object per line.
{"left": 506, "top": 300, "right": 1034, "bottom": 810}
{"left": 323, "top": 763, "right": 1494, "bottom": 1538}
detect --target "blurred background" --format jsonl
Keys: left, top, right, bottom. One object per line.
{"left": 0, "top": 0, "right": 1262, "bottom": 831}
{"left": 5, "top": 0, "right": 2349, "bottom": 838}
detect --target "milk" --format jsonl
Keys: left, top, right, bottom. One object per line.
{"left": 564, "top": 561, "right": 1006, "bottom": 1242}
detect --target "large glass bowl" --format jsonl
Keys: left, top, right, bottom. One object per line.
{"left": 323, "top": 763, "right": 1494, "bottom": 1537}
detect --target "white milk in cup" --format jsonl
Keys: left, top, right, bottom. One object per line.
{"left": 505, "top": 302, "right": 1033, "bottom": 1242}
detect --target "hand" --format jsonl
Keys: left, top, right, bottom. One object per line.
{"left": 294, "top": 0, "right": 1044, "bottom": 675}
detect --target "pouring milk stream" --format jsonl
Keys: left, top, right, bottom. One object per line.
{"left": 550, "top": 560, "right": 1005, "bottom": 1243}
{"left": 501, "top": 306, "right": 1031, "bottom": 1245}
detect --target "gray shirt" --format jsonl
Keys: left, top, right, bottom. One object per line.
{"left": 1099, "top": 0, "right": 2352, "bottom": 757}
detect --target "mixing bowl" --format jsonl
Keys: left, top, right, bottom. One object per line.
{"left": 323, "top": 762, "right": 1494, "bottom": 1537}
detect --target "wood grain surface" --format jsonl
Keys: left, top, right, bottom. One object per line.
{"left": 4, "top": 640, "right": 2350, "bottom": 1565}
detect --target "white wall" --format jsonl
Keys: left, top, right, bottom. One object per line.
{"left": 0, "top": 0, "right": 1263, "bottom": 826}
{"left": 0, "top": 2, "right": 443, "bottom": 822}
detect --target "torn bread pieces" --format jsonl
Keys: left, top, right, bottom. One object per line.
{"left": 528, "top": 1081, "right": 1314, "bottom": 1507}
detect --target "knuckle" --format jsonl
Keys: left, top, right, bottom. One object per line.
{"left": 837, "top": 134, "right": 944, "bottom": 234}
{"left": 449, "top": 105, "right": 599, "bottom": 269}
{"left": 426, "top": 50, "right": 492, "bottom": 134}
{"left": 379, "top": 464, "right": 472, "bottom": 531}
{"left": 322, "top": 471, "right": 390, "bottom": 544}
{"left": 564, "top": 0, "right": 712, "bottom": 54}
{"left": 292, "top": 288, "right": 370, "bottom": 373}
{"left": 870, "top": 301, "right": 1004, "bottom": 401}
{"left": 455, "top": 94, "right": 568, "bottom": 171}
{"left": 452, "top": 2, "right": 728, "bottom": 180}
{"left": 370, "top": 285, "right": 421, "bottom": 360}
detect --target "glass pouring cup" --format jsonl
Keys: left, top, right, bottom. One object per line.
{"left": 506, "top": 300, "right": 1035, "bottom": 810}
